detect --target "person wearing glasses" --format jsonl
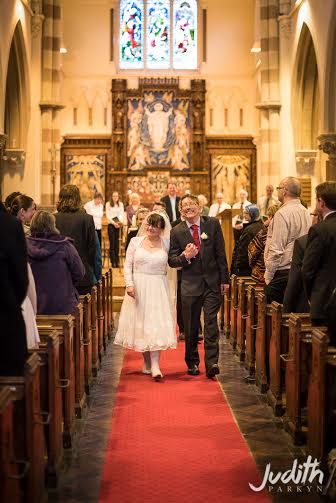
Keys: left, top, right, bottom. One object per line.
{"left": 264, "top": 177, "right": 311, "bottom": 304}
{"left": 168, "top": 195, "right": 229, "bottom": 378}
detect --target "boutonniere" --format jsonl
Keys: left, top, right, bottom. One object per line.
{"left": 201, "top": 232, "right": 209, "bottom": 240}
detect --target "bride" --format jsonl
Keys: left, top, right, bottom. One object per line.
{"left": 114, "top": 211, "right": 177, "bottom": 380}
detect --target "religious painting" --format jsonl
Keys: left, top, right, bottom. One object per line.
{"left": 127, "top": 91, "right": 190, "bottom": 171}
{"left": 211, "top": 154, "right": 250, "bottom": 206}
{"left": 127, "top": 172, "right": 190, "bottom": 206}
{"left": 65, "top": 154, "right": 105, "bottom": 203}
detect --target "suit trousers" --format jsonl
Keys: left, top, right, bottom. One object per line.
{"left": 182, "top": 286, "right": 222, "bottom": 370}
{"left": 265, "top": 269, "right": 289, "bottom": 304}
{"left": 176, "top": 278, "right": 184, "bottom": 333}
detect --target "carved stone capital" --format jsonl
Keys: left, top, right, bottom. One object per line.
{"left": 318, "top": 133, "right": 336, "bottom": 159}
{"left": 31, "top": 13, "right": 45, "bottom": 38}
{"left": 278, "top": 15, "right": 291, "bottom": 40}
{"left": 0, "top": 134, "right": 8, "bottom": 150}
{"left": 2, "top": 149, "right": 26, "bottom": 168}
{"left": 295, "top": 150, "right": 317, "bottom": 176}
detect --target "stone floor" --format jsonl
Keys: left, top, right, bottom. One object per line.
{"left": 49, "top": 333, "right": 330, "bottom": 503}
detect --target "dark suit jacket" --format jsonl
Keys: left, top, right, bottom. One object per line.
{"left": 0, "top": 203, "right": 28, "bottom": 374}
{"left": 55, "top": 210, "right": 96, "bottom": 291}
{"left": 168, "top": 216, "right": 229, "bottom": 296}
{"left": 160, "top": 195, "right": 180, "bottom": 223}
{"left": 282, "top": 235, "right": 309, "bottom": 313}
{"left": 302, "top": 212, "right": 336, "bottom": 320}
{"left": 235, "top": 220, "right": 263, "bottom": 276}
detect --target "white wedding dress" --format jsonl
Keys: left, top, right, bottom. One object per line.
{"left": 114, "top": 236, "right": 177, "bottom": 352}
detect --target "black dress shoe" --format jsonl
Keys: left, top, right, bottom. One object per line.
{"left": 179, "top": 332, "right": 185, "bottom": 341}
{"left": 206, "top": 364, "right": 220, "bottom": 378}
{"left": 187, "top": 365, "right": 200, "bottom": 376}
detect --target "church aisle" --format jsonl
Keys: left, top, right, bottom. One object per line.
{"left": 98, "top": 343, "right": 269, "bottom": 503}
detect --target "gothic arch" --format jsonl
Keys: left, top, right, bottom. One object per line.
{"left": 4, "top": 21, "right": 30, "bottom": 149}
{"left": 324, "top": 4, "right": 336, "bottom": 130}
{"left": 292, "top": 23, "right": 320, "bottom": 151}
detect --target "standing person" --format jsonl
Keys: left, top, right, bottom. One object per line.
{"left": 197, "top": 195, "right": 210, "bottom": 216}
{"left": 8, "top": 193, "right": 36, "bottom": 235}
{"left": 208, "top": 192, "right": 230, "bottom": 217}
{"left": 125, "top": 192, "right": 141, "bottom": 227}
{"left": 231, "top": 205, "right": 263, "bottom": 277}
{"left": 258, "top": 184, "right": 279, "bottom": 220}
{"left": 264, "top": 177, "right": 311, "bottom": 304}
{"left": 106, "top": 191, "right": 124, "bottom": 268}
{"left": 302, "top": 182, "right": 336, "bottom": 326}
{"left": 247, "top": 205, "right": 279, "bottom": 283}
{"left": 232, "top": 189, "right": 252, "bottom": 242}
{"left": 168, "top": 195, "right": 229, "bottom": 378}
{"left": 114, "top": 212, "right": 176, "bottom": 380}
{"left": 27, "top": 210, "right": 85, "bottom": 315}
{"left": 160, "top": 181, "right": 180, "bottom": 223}
{"left": 84, "top": 193, "right": 104, "bottom": 247}
{"left": 55, "top": 184, "right": 96, "bottom": 296}
{"left": 125, "top": 207, "right": 150, "bottom": 251}
{"left": 0, "top": 202, "right": 28, "bottom": 375}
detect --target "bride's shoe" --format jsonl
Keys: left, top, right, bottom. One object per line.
{"left": 151, "top": 369, "right": 163, "bottom": 381}
{"left": 142, "top": 366, "right": 152, "bottom": 375}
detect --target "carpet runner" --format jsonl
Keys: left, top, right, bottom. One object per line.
{"left": 99, "top": 342, "right": 270, "bottom": 502}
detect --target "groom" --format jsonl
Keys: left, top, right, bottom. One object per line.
{"left": 168, "top": 194, "right": 229, "bottom": 378}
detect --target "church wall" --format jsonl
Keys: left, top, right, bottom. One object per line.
{"left": 60, "top": 1, "right": 257, "bottom": 139}
{"left": 0, "top": 0, "right": 42, "bottom": 202}
{"left": 278, "top": 0, "right": 335, "bottom": 193}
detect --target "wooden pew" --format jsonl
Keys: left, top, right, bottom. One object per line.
{"left": 0, "top": 354, "right": 47, "bottom": 503}
{"left": 73, "top": 302, "right": 86, "bottom": 417}
{"left": 80, "top": 294, "right": 93, "bottom": 395}
{"left": 267, "top": 304, "right": 310, "bottom": 417}
{"left": 29, "top": 331, "right": 63, "bottom": 487}
{"left": 90, "top": 286, "right": 100, "bottom": 377}
{"left": 101, "top": 275, "right": 109, "bottom": 352}
{"left": 96, "top": 279, "right": 105, "bottom": 361}
{"left": 245, "top": 284, "right": 264, "bottom": 377}
{"left": 229, "top": 275, "right": 238, "bottom": 349}
{"left": 284, "top": 315, "right": 326, "bottom": 444}
{"left": 223, "top": 283, "right": 231, "bottom": 339}
{"left": 36, "top": 315, "right": 75, "bottom": 449}
{"left": 236, "top": 277, "right": 255, "bottom": 361}
{"left": 0, "top": 386, "right": 22, "bottom": 503}
{"left": 106, "top": 270, "right": 113, "bottom": 337}
{"left": 255, "top": 292, "right": 272, "bottom": 393}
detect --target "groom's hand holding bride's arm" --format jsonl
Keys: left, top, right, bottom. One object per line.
{"left": 182, "top": 243, "right": 198, "bottom": 260}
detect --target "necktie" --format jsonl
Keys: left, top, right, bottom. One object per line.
{"left": 191, "top": 224, "right": 201, "bottom": 251}
{"left": 265, "top": 197, "right": 270, "bottom": 212}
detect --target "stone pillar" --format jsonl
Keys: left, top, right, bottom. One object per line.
{"left": 40, "top": 0, "right": 64, "bottom": 205}
{"left": 318, "top": 134, "right": 336, "bottom": 181}
{"left": 256, "top": 0, "right": 281, "bottom": 191}
{"left": 0, "top": 134, "right": 8, "bottom": 197}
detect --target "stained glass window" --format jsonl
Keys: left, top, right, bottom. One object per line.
{"left": 119, "top": 0, "right": 198, "bottom": 70}
{"left": 120, "top": 0, "right": 144, "bottom": 69}
{"left": 147, "top": 0, "right": 170, "bottom": 69}
{"left": 173, "top": 0, "right": 197, "bottom": 69}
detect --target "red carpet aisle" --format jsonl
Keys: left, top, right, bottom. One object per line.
{"left": 99, "top": 343, "right": 270, "bottom": 503}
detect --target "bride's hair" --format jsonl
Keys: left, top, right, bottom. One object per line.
{"left": 147, "top": 213, "right": 165, "bottom": 230}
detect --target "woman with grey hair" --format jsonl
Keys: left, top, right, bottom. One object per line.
{"left": 231, "top": 204, "right": 263, "bottom": 277}
{"left": 27, "top": 210, "right": 85, "bottom": 315}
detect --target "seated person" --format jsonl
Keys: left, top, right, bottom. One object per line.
{"left": 27, "top": 210, "right": 85, "bottom": 315}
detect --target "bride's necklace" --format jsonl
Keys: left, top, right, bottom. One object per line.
{"left": 146, "top": 237, "right": 161, "bottom": 248}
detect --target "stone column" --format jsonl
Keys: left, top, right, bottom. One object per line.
{"left": 256, "top": 0, "right": 281, "bottom": 191}
{"left": 318, "top": 134, "right": 336, "bottom": 181}
{"left": 0, "top": 134, "right": 8, "bottom": 197}
{"left": 40, "top": 0, "right": 64, "bottom": 205}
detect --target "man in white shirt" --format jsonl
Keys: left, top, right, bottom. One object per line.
{"left": 232, "top": 189, "right": 252, "bottom": 241}
{"left": 84, "top": 193, "right": 104, "bottom": 246}
{"left": 208, "top": 192, "right": 231, "bottom": 217}
{"left": 160, "top": 182, "right": 181, "bottom": 223}
{"left": 258, "top": 184, "right": 279, "bottom": 219}
{"left": 264, "top": 177, "right": 311, "bottom": 303}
